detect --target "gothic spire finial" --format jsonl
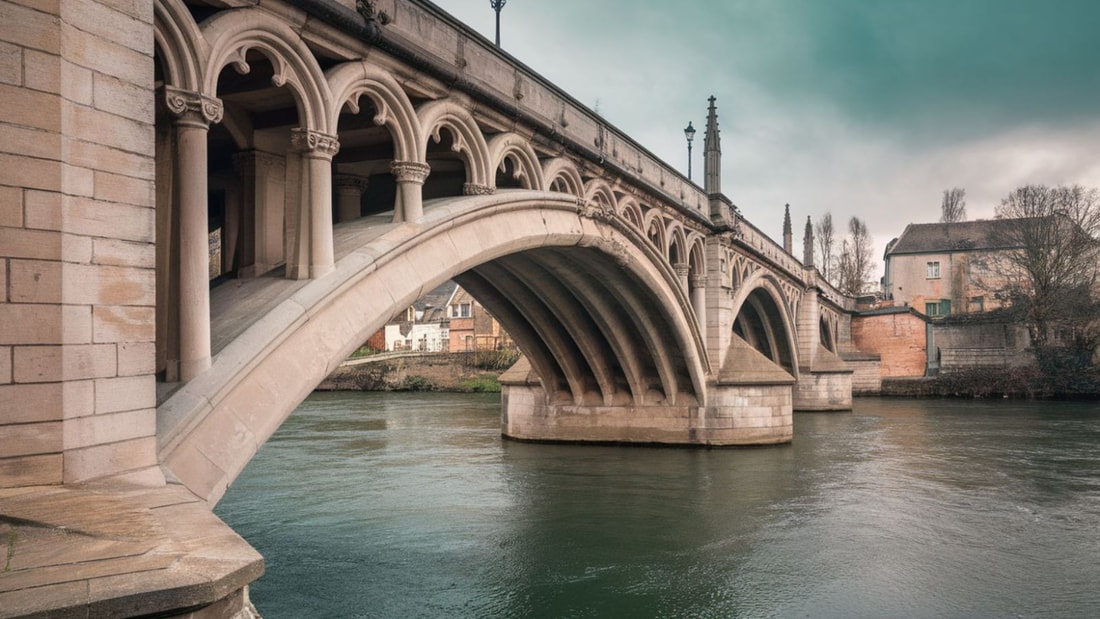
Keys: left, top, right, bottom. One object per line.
{"left": 703, "top": 96, "right": 721, "bottom": 195}
{"left": 803, "top": 215, "right": 815, "bottom": 267}
{"left": 782, "top": 203, "right": 793, "bottom": 253}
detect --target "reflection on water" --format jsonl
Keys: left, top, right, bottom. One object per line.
{"left": 215, "top": 393, "right": 1100, "bottom": 618}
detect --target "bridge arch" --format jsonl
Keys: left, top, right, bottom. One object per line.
{"left": 487, "top": 133, "right": 544, "bottom": 190}
{"left": 730, "top": 272, "right": 800, "bottom": 376}
{"left": 200, "top": 9, "right": 330, "bottom": 133}
{"left": 416, "top": 99, "right": 493, "bottom": 189}
{"left": 668, "top": 225, "right": 688, "bottom": 266}
{"left": 643, "top": 211, "right": 667, "bottom": 255}
{"left": 326, "top": 60, "right": 421, "bottom": 163}
{"left": 542, "top": 157, "right": 584, "bottom": 197}
{"left": 159, "top": 191, "right": 708, "bottom": 505}
{"left": 616, "top": 196, "right": 644, "bottom": 231}
{"left": 153, "top": 0, "right": 204, "bottom": 92}
{"left": 583, "top": 178, "right": 618, "bottom": 211}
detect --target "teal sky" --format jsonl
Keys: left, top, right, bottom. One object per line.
{"left": 433, "top": 0, "right": 1100, "bottom": 277}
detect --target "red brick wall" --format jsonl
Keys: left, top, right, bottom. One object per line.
{"left": 852, "top": 312, "right": 927, "bottom": 378}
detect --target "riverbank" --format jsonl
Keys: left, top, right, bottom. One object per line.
{"left": 319, "top": 352, "right": 1099, "bottom": 399}
{"left": 882, "top": 366, "right": 1100, "bottom": 399}
{"left": 316, "top": 351, "right": 507, "bottom": 393}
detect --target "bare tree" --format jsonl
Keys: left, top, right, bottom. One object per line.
{"left": 835, "top": 216, "right": 874, "bottom": 295}
{"left": 940, "top": 187, "right": 967, "bottom": 223}
{"left": 814, "top": 212, "right": 835, "bottom": 279}
{"left": 992, "top": 184, "right": 1100, "bottom": 347}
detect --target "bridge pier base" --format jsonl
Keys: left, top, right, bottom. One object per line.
{"left": 792, "top": 346, "right": 854, "bottom": 411}
{"left": 501, "top": 376, "right": 793, "bottom": 446}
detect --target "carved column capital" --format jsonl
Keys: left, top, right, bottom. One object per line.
{"left": 390, "top": 160, "right": 431, "bottom": 184}
{"left": 674, "top": 262, "right": 691, "bottom": 278}
{"left": 690, "top": 274, "right": 707, "bottom": 289}
{"left": 164, "top": 86, "right": 223, "bottom": 127}
{"left": 291, "top": 128, "right": 340, "bottom": 159}
{"left": 462, "top": 183, "right": 495, "bottom": 196}
{"left": 334, "top": 173, "right": 371, "bottom": 193}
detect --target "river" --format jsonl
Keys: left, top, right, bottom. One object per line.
{"left": 214, "top": 392, "right": 1100, "bottom": 618}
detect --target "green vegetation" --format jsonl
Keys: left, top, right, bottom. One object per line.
{"left": 348, "top": 345, "right": 384, "bottom": 359}
{"left": 4, "top": 530, "right": 15, "bottom": 573}
{"left": 469, "top": 348, "right": 520, "bottom": 371}
{"left": 396, "top": 375, "right": 436, "bottom": 392}
{"left": 459, "top": 375, "right": 501, "bottom": 393}
{"left": 888, "top": 362, "right": 1100, "bottom": 398}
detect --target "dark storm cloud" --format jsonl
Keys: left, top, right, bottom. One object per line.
{"left": 727, "top": 0, "right": 1100, "bottom": 137}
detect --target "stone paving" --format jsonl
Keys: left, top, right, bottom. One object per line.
{"left": 0, "top": 484, "right": 262, "bottom": 618}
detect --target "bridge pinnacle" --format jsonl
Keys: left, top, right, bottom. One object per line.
{"left": 804, "top": 215, "right": 815, "bottom": 267}
{"left": 783, "top": 204, "right": 793, "bottom": 254}
{"left": 704, "top": 96, "right": 721, "bottom": 195}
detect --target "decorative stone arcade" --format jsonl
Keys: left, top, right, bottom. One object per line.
{"left": 0, "top": 0, "right": 861, "bottom": 614}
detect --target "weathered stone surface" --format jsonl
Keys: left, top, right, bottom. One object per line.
{"left": 93, "top": 305, "right": 155, "bottom": 343}
{"left": 0, "top": 485, "right": 263, "bottom": 618}
{"left": 63, "top": 435, "right": 157, "bottom": 482}
{"left": 62, "top": 408, "right": 155, "bottom": 450}
{"left": 0, "top": 304, "right": 93, "bottom": 346}
{"left": 13, "top": 343, "right": 117, "bottom": 383}
{"left": 9, "top": 260, "right": 153, "bottom": 305}
{"left": 22, "top": 48, "right": 59, "bottom": 94}
{"left": 94, "top": 374, "right": 155, "bottom": 413}
{"left": 117, "top": 341, "right": 155, "bottom": 376}
{"left": 0, "top": 1, "right": 61, "bottom": 53}
{"left": 0, "top": 346, "right": 10, "bottom": 384}
{"left": 0, "top": 420, "right": 61, "bottom": 458}
{"left": 0, "top": 152, "right": 61, "bottom": 192}
{"left": 0, "top": 40, "right": 20, "bottom": 86}
{"left": 91, "top": 237, "right": 155, "bottom": 268}
{"left": 0, "top": 82, "right": 61, "bottom": 133}
{"left": 0, "top": 453, "right": 61, "bottom": 487}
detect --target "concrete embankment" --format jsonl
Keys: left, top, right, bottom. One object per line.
{"left": 317, "top": 351, "right": 505, "bottom": 392}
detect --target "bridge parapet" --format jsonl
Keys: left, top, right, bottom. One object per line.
{"left": 303, "top": 0, "right": 712, "bottom": 222}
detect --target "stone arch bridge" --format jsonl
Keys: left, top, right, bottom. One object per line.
{"left": 0, "top": 0, "right": 872, "bottom": 612}
{"left": 149, "top": 0, "right": 858, "bottom": 505}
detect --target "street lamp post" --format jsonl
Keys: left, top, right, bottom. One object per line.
{"left": 490, "top": 0, "right": 506, "bottom": 47}
{"left": 683, "top": 121, "right": 696, "bottom": 181}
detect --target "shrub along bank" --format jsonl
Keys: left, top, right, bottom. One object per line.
{"left": 316, "top": 350, "right": 519, "bottom": 393}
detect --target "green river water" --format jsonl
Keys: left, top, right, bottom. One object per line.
{"left": 215, "top": 392, "right": 1100, "bottom": 618}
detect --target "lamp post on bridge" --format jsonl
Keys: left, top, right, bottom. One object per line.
{"left": 490, "top": 0, "right": 506, "bottom": 47}
{"left": 683, "top": 121, "right": 696, "bottom": 181}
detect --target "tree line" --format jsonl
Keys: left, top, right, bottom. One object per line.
{"left": 813, "top": 213, "right": 873, "bottom": 297}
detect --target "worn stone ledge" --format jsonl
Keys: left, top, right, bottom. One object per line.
{"left": 0, "top": 483, "right": 262, "bottom": 618}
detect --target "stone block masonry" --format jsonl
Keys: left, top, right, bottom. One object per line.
{"left": 0, "top": 0, "right": 161, "bottom": 488}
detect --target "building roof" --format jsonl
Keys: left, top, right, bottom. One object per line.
{"left": 886, "top": 219, "right": 1022, "bottom": 256}
{"left": 415, "top": 280, "right": 458, "bottom": 323}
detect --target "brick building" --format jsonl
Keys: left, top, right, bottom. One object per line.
{"left": 883, "top": 219, "right": 1020, "bottom": 317}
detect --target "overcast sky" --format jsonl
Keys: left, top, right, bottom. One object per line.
{"left": 431, "top": 0, "right": 1100, "bottom": 281}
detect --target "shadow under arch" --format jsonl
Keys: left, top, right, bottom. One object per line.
{"left": 730, "top": 274, "right": 799, "bottom": 377}
{"left": 158, "top": 190, "right": 708, "bottom": 505}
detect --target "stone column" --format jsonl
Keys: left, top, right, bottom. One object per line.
{"left": 691, "top": 274, "right": 707, "bottom": 335}
{"left": 390, "top": 160, "right": 430, "bottom": 223}
{"left": 291, "top": 129, "right": 339, "bottom": 279}
{"left": 165, "top": 87, "right": 222, "bottom": 381}
{"left": 333, "top": 173, "right": 370, "bottom": 223}
{"left": 797, "top": 286, "right": 820, "bottom": 370}
{"left": 674, "top": 262, "right": 690, "bottom": 293}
